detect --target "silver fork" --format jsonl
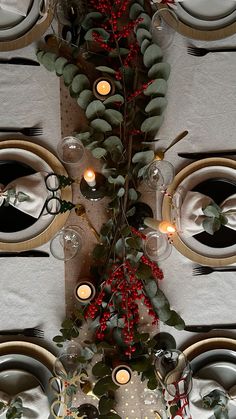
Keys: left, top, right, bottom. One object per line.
{"left": 0, "top": 126, "right": 43, "bottom": 136}
{"left": 0, "top": 327, "right": 44, "bottom": 338}
{"left": 187, "top": 45, "right": 236, "bottom": 57}
{"left": 193, "top": 265, "right": 236, "bottom": 276}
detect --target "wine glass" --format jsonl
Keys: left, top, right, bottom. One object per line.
{"left": 57, "top": 136, "right": 84, "bottom": 165}
{"left": 50, "top": 226, "right": 82, "bottom": 261}
{"left": 144, "top": 231, "right": 172, "bottom": 262}
{"left": 154, "top": 349, "right": 192, "bottom": 400}
{"left": 151, "top": 8, "right": 179, "bottom": 50}
{"left": 143, "top": 160, "right": 175, "bottom": 192}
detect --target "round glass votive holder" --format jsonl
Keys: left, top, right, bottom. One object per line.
{"left": 74, "top": 280, "right": 96, "bottom": 304}
{"left": 151, "top": 8, "right": 179, "bottom": 50}
{"left": 57, "top": 136, "right": 84, "bottom": 165}
{"left": 112, "top": 365, "right": 132, "bottom": 386}
{"left": 50, "top": 227, "right": 82, "bottom": 261}
{"left": 144, "top": 160, "right": 175, "bottom": 191}
{"left": 144, "top": 231, "right": 172, "bottom": 262}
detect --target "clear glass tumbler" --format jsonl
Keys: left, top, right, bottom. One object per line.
{"left": 50, "top": 226, "right": 82, "bottom": 261}
{"left": 151, "top": 8, "right": 178, "bottom": 50}
{"left": 57, "top": 136, "right": 84, "bottom": 165}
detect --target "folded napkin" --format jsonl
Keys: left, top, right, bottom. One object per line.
{"left": 189, "top": 377, "right": 236, "bottom": 419}
{"left": 0, "top": 385, "right": 49, "bottom": 418}
{"left": 180, "top": 191, "right": 236, "bottom": 237}
{"left": 0, "top": 0, "right": 30, "bottom": 16}
{"left": 0, "top": 172, "right": 48, "bottom": 219}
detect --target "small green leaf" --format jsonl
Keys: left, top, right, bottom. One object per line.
{"left": 93, "top": 376, "right": 119, "bottom": 397}
{"left": 136, "top": 263, "right": 152, "bottom": 280}
{"left": 91, "top": 118, "right": 112, "bottom": 133}
{"left": 108, "top": 175, "right": 125, "bottom": 185}
{"left": 117, "top": 188, "right": 125, "bottom": 197}
{"left": 92, "top": 362, "right": 112, "bottom": 377}
{"left": 86, "top": 100, "right": 106, "bottom": 119}
{"left": 55, "top": 56, "right": 68, "bottom": 75}
{"left": 165, "top": 310, "right": 185, "bottom": 330}
{"left": 92, "top": 147, "right": 107, "bottom": 158}
{"left": 103, "top": 94, "right": 124, "bottom": 105}
{"left": 129, "top": 3, "right": 144, "bottom": 19}
{"left": 145, "top": 97, "right": 168, "bottom": 115}
{"left": 104, "top": 136, "right": 123, "bottom": 152}
{"left": 144, "top": 280, "right": 158, "bottom": 298}
{"left": 141, "top": 115, "right": 164, "bottom": 134}
{"left": 136, "top": 28, "right": 152, "bottom": 45}
{"left": 203, "top": 204, "right": 221, "bottom": 218}
{"left": 103, "top": 109, "right": 123, "bottom": 126}
{"left": 96, "top": 66, "right": 116, "bottom": 74}
{"left": 40, "top": 52, "right": 57, "bottom": 71}
{"left": 144, "top": 79, "right": 167, "bottom": 97}
{"left": 203, "top": 218, "right": 221, "bottom": 235}
{"left": 81, "top": 12, "right": 103, "bottom": 30}
{"left": 143, "top": 44, "right": 163, "bottom": 67}
{"left": 63, "top": 64, "right": 79, "bottom": 86}
{"left": 77, "top": 90, "right": 94, "bottom": 109}
{"left": 141, "top": 38, "right": 151, "bottom": 54}
{"left": 85, "top": 28, "right": 110, "bottom": 42}
{"left": 128, "top": 188, "right": 138, "bottom": 201}
{"left": 71, "top": 74, "right": 90, "bottom": 94}
{"left": 138, "top": 13, "right": 152, "bottom": 30}
{"left": 148, "top": 62, "right": 171, "bottom": 80}
{"left": 99, "top": 396, "right": 116, "bottom": 415}
{"left": 132, "top": 150, "right": 154, "bottom": 164}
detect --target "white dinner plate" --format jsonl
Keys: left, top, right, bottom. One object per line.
{"left": 0, "top": 148, "right": 57, "bottom": 243}
{"left": 0, "top": 341, "right": 59, "bottom": 419}
{"left": 0, "top": 0, "right": 42, "bottom": 41}
{"left": 180, "top": 0, "right": 236, "bottom": 21}
{"left": 0, "top": 368, "right": 39, "bottom": 395}
{"left": 170, "top": 1, "right": 236, "bottom": 30}
{"left": 172, "top": 165, "right": 236, "bottom": 258}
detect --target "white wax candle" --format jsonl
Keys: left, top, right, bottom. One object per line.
{"left": 76, "top": 284, "right": 92, "bottom": 300}
{"left": 83, "top": 169, "right": 96, "bottom": 187}
{"left": 159, "top": 221, "right": 176, "bottom": 234}
{"left": 113, "top": 368, "right": 131, "bottom": 385}
{"left": 96, "top": 80, "right": 111, "bottom": 96}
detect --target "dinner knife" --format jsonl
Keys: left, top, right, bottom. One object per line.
{"left": 178, "top": 151, "right": 236, "bottom": 159}
{"left": 184, "top": 324, "right": 236, "bottom": 333}
{"left": 0, "top": 57, "right": 40, "bottom": 66}
{"left": 0, "top": 250, "right": 49, "bottom": 257}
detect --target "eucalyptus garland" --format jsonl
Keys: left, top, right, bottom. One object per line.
{"left": 37, "top": 0, "right": 184, "bottom": 416}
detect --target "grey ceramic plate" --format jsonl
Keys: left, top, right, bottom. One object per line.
{"left": 0, "top": 354, "right": 56, "bottom": 419}
{"left": 191, "top": 348, "right": 236, "bottom": 375}
{"left": 0, "top": 0, "right": 42, "bottom": 41}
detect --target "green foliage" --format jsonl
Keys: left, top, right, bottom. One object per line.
{"left": 202, "top": 201, "right": 229, "bottom": 235}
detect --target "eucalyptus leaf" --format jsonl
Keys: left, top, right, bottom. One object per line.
{"left": 138, "top": 13, "right": 152, "bottom": 30}
{"left": 141, "top": 115, "right": 164, "bottom": 134}
{"left": 136, "top": 28, "right": 152, "bottom": 46}
{"left": 85, "top": 28, "right": 110, "bottom": 42}
{"left": 129, "top": 3, "right": 144, "bottom": 19}
{"left": 141, "top": 38, "right": 151, "bottom": 54}
{"left": 144, "top": 280, "right": 158, "bottom": 298}
{"left": 103, "top": 109, "right": 123, "bottom": 126}
{"left": 108, "top": 175, "right": 125, "bottom": 185}
{"left": 203, "top": 204, "right": 221, "bottom": 218}
{"left": 103, "top": 94, "right": 124, "bottom": 105}
{"left": 109, "top": 48, "right": 129, "bottom": 57}
{"left": 63, "top": 64, "right": 79, "bottom": 86}
{"left": 144, "top": 79, "right": 167, "bottom": 97}
{"left": 36, "top": 50, "right": 45, "bottom": 64}
{"left": 143, "top": 44, "right": 163, "bottom": 67}
{"left": 75, "top": 131, "right": 91, "bottom": 141}
{"left": 77, "top": 89, "right": 94, "bottom": 109}
{"left": 132, "top": 150, "right": 154, "bottom": 164}
{"left": 40, "top": 52, "right": 57, "bottom": 71}
{"left": 117, "top": 188, "right": 125, "bottom": 197}
{"left": 86, "top": 100, "right": 105, "bottom": 119}
{"left": 165, "top": 310, "right": 185, "bottom": 330}
{"left": 158, "top": 305, "right": 172, "bottom": 322}
{"left": 145, "top": 97, "right": 168, "bottom": 115}
{"left": 99, "top": 396, "right": 116, "bottom": 415}
{"left": 81, "top": 12, "right": 103, "bottom": 30}
{"left": 93, "top": 376, "right": 119, "bottom": 397}
{"left": 92, "top": 147, "right": 107, "bottom": 158}
{"left": 148, "top": 62, "right": 171, "bottom": 80}
{"left": 71, "top": 74, "right": 90, "bottom": 94}
{"left": 104, "top": 136, "right": 123, "bottom": 152}
{"left": 203, "top": 218, "right": 221, "bottom": 235}
{"left": 55, "top": 56, "right": 68, "bottom": 76}
{"left": 91, "top": 118, "right": 112, "bottom": 133}
{"left": 92, "top": 362, "right": 112, "bottom": 377}
{"left": 96, "top": 66, "right": 116, "bottom": 74}
{"left": 128, "top": 188, "right": 138, "bottom": 201}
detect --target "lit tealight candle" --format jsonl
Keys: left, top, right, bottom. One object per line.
{"left": 144, "top": 217, "right": 176, "bottom": 234}
{"left": 112, "top": 366, "right": 132, "bottom": 385}
{"left": 83, "top": 169, "right": 96, "bottom": 187}
{"left": 96, "top": 80, "right": 112, "bottom": 96}
{"left": 74, "top": 281, "right": 95, "bottom": 303}
{"left": 159, "top": 221, "right": 176, "bottom": 234}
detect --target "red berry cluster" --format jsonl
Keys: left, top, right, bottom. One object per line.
{"left": 127, "top": 80, "right": 153, "bottom": 102}
{"left": 85, "top": 257, "right": 162, "bottom": 356}
{"left": 123, "top": 42, "right": 139, "bottom": 67}
{"left": 130, "top": 227, "right": 146, "bottom": 240}
{"left": 92, "top": 31, "right": 113, "bottom": 51}
{"left": 141, "top": 255, "right": 164, "bottom": 281}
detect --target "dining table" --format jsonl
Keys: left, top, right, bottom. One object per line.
{"left": 0, "top": 2, "right": 236, "bottom": 419}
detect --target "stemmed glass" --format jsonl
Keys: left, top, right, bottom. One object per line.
{"left": 151, "top": 8, "right": 179, "bottom": 50}
{"left": 154, "top": 349, "right": 192, "bottom": 401}
{"left": 144, "top": 160, "right": 175, "bottom": 192}
{"left": 50, "top": 226, "right": 82, "bottom": 261}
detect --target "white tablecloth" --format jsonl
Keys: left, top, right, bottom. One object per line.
{"left": 158, "top": 32, "right": 236, "bottom": 349}
{"left": 0, "top": 41, "right": 65, "bottom": 342}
